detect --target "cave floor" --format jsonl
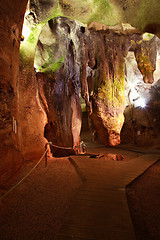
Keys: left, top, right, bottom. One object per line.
{"left": 0, "top": 143, "right": 160, "bottom": 240}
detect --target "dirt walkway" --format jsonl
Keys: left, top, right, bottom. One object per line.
{"left": 55, "top": 145, "right": 160, "bottom": 240}
{"left": 0, "top": 157, "right": 82, "bottom": 240}
{"left": 0, "top": 143, "right": 160, "bottom": 240}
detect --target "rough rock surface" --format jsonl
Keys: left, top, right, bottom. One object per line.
{"left": 134, "top": 36, "right": 157, "bottom": 84}
{"left": 35, "top": 18, "right": 82, "bottom": 155}
{"left": 98, "top": 153, "right": 124, "bottom": 161}
{"left": 79, "top": 28, "right": 128, "bottom": 146}
{"left": 37, "top": 68, "right": 81, "bottom": 156}
{"left": 1, "top": 0, "right": 160, "bottom": 186}
{"left": 78, "top": 26, "right": 144, "bottom": 146}
{"left": 18, "top": 64, "right": 47, "bottom": 160}
{"left": 121, "top": 36, "right": 160, "bottom": 146}
{"left": 35, "top": 18, "right": 158, "bottom": 148}
{"left": 28, "top": 0, "right": 160, "bottom": 35}
{"left": 0, "top": 0, "right": 28, "bottom": 185}
{"left": 34, "top": 18, "right": 134, "bottom": 147}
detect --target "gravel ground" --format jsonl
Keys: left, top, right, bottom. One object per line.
{"left": 0, "top": 156, "right": 82, "bottom": 240}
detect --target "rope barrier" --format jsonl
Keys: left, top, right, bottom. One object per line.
{"left": 0, "top": 142, "right": 75, "bottom": 201}
{"left": 50, "top": 142, "right": 73, "bottom": 150}
{"left": 44, "top": 142, "right": 74, "bottom": 167}
{"left": 0, "top": 148, "right": 48, "bottom": 201}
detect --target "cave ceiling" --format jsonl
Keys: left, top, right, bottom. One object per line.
{"left": 27, "top": 0, "right": 160, "bottom": 35}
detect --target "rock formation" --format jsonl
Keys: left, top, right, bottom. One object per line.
{"left": 134, "top": 36, "right": 157, "bottom": 84}
{"left": 34, "top": 18, "right": 82, "bottom": 156}
{"left": 79, "top": 27, "right": 129, "bottom": 146}
{"left": 34, "top": 18, "right": 140, "bottom": 147}
{"left": 122, "top": 35, "right": 160, "bottom": 146}
{"left": 0, "top": 0, "right": 28, "bottom": 185}
{"left": 1, "top": 0, "right": 160, "bottom": 185}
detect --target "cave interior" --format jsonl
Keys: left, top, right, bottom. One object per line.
{"left": 1, "top": 1, "right": 160, "bottom": 240}
{"left": 1, "top": 0, "right": 160, "bottom": 184}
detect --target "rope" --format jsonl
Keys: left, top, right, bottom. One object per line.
{"left": 50, "top": 142, "right": 73, "bottom": 150}
{"left": 0, "top": 142, "right": 73, "bottom": 200}
{"left": 0, "top": 149, "right": 48, "bottom": 201}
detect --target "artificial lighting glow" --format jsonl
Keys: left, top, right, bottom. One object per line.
{"left": 22, "top": 23, "right": 31, "bottom": 42}
{"left": 134, "top": 97, "right": 146, "bottom": 108}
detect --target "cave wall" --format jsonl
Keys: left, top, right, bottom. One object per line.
{"left": 79, "top": 28, "right": 130, "bottom": 146}
{"left": 18, "top": 0, "right": 160, "bottom": 160}
{"left": 1, "top": 0, "right": 160, "bottom": 185}
{"left": 34, "top": 18, "right": 155, "bottom": 147}
{"left": 134, "top": 36, "right": 157, "bottom": 84}
{"left": 21, "top": 17, "right": 82, "bottom": 156}
{"left": 0, "top": 0, "right": 28, "bottom": 185}
{"left": 122, "top": 36, "right": 160, "bottom": 146}
{"left": 36, "top": 29, "right": 82, "bottom": 155}
{"left": 34, "top": 18, "right": 132, "bottom": 147}
{"left": 17, "top": 64, "right": 47, "bottom": 160}
{"left": 28, "top": 0, "right": 160, "bottom": 35}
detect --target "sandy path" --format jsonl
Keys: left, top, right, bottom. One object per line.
{"left": 0, "top": 157, "right": 82, "bottom": 240}
{"left": 0, "top": 144, "right": 159, "bottom": 240}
